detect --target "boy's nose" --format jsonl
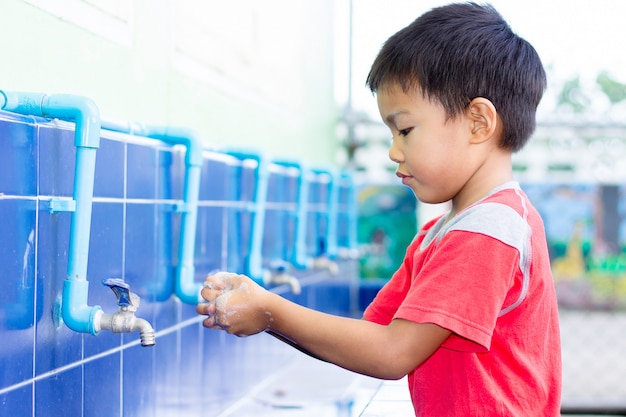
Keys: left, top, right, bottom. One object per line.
{"left": 388, "top": 139, "right": 403, "bottom": 163}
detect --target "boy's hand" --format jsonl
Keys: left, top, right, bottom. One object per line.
{"left": 195, "top": 272, "right": 272, "bottom": 337}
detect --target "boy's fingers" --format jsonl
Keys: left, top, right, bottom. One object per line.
{"left": 195, "top": 302, "right": 216, "bottom": 316}
{"left": 204, "top": 271, "right": 238, "bottom": 290}
{"left": 195, "top": 304, "right": 205, "bottom": 315}
{"left": 203, "top": 278, "right": 227, "bottom": 291}
{"left": 200, "top": 287, "right": 223, "bottom": 302}
{"left": 202, "top": 315, "right": 228, "bottom": 331}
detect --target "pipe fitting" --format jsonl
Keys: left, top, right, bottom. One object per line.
{"left": 263, "top": 261, "right": 302, "bottom": 294}
{"left": 264, "top": 271, "right": 302, "bottom": 294}
{"left": 307, "top": 256, "right": 339, "bottom": 276}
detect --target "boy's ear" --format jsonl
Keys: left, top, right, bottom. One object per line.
{"left": 466, "top": 97, "right": 498, "bottom": 144}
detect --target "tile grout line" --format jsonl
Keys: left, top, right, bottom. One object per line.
{"left": 0, "top": 315, "right": 204, "bottom": 396}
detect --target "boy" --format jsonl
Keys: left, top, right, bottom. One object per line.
{"left": 196, "top": 3, "right": 562, "bottom": 415}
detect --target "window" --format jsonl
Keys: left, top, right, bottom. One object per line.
{"left": 23, "top": 0, "right": 133, "bottom": 47}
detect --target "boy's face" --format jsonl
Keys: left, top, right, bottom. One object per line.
{"left": 377, "top": 83, "right": 478, "bottom": 206}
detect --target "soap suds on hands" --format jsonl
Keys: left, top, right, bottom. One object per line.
{"left": 202, "top": 271, "right": 272, "bottom": 335}
{"left": 207, "top": 273, "right": 253, "bottom": 321}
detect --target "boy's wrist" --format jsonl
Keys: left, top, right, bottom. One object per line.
{"left": 261, "top": 290, "right": 281, "bottom": 331}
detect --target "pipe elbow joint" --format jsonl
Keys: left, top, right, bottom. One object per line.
{"left": 61, "top": 279, "right": 102, "bottom": 335}
{"left": 0, "top": 91, "right": 101, "bottom": 149}
{"left": 175, "top": 264, "right": 203, "bottom": 304}
{"left": 41, "top": 94, "right": 101, "bottom": 148}
{"left": 182, "top": 132, "right": 204, "bottom": 167}
{"left": 62, "top": 303, "right": 102, "bottom": 336}
{"left": 144, "top": 127, "right": 204, "bottom": 167}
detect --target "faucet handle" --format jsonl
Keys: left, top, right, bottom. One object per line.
{"left": 102, "top": 278, "right": 138, "bottom": 310}
{"left": 268, "top": 259, "right": 289, "bottom": 273}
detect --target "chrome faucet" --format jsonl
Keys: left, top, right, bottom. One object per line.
{"left": 307, "top": 255, "right": 339, "bottom": 276}
{"left": 264, "top": 260, "right": 301, "bottom": 294}
{"left": 94, "top": 278, "right": 156, "bottom": 347}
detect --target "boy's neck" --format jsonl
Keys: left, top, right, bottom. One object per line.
{"left": 448, "top": 148, "right": 513, "bottom": 219}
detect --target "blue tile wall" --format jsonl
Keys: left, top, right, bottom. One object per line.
{"left": 38, "top": 123, "right": 76, "bottom": 197}
{"left": 0, "top": 113, "right": 37, "bottom": 196}
{"left": 0, "top": 109, "right": 360, "bottom": 417}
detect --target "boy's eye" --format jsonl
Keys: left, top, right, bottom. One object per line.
{"left": 399, "top": 128, "right": 412, "bottom": 137}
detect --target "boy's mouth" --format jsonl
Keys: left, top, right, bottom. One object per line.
{"left": 396, "top": 171, "right": 412, "bottom": 185}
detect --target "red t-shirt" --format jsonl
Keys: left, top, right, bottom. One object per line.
{"left": 363, "top": 183, "right": 562, "bottom": 416}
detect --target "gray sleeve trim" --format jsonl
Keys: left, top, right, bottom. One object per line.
{"left": 435, "top": 201, "right": 532, "bottom": 317}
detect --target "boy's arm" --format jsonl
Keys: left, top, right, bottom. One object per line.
{"left": 197, "top": 273, "right": 451, "bottom": 380}
{"left": 266, "top": 291, "right": 450, "bottom": 379}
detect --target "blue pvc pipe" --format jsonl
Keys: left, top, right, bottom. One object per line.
{"left": 326, "top": 169, "right": 339, "bottom": 258}
{"left": 312, "top": 168, "right": 339, "bottom": 258}
{"left": 143, "top": 127, "right": 203, "bottom": 304}
{"left": 101, "top": 120, "right": 204, "bottom": 304}
{"left": 271, "top": 159, "right": 310, "bottom": 269}
{"left": 1, "top": 91, "right": 103, "bottom": 335}
{"left": 225, "top": 149, "right": 269, "bottom": 285}
{"left": 340, "top": 170, "right": 359, "bottom": 252}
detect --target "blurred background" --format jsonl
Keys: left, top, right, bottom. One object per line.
{"left": 1, "top": 0, "right": 626, "bottom": 415}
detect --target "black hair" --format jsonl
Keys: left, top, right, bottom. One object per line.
{"left": 366, "top": 2, "right": 546, "bottom": 152}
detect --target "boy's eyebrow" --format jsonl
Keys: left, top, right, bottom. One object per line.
{"left": 385, "top": 110, "right": 409, "bottom": 126}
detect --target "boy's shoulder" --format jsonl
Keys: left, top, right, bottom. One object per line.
{"left": 479, "top": 183, "right": 532, "bottom": 216}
